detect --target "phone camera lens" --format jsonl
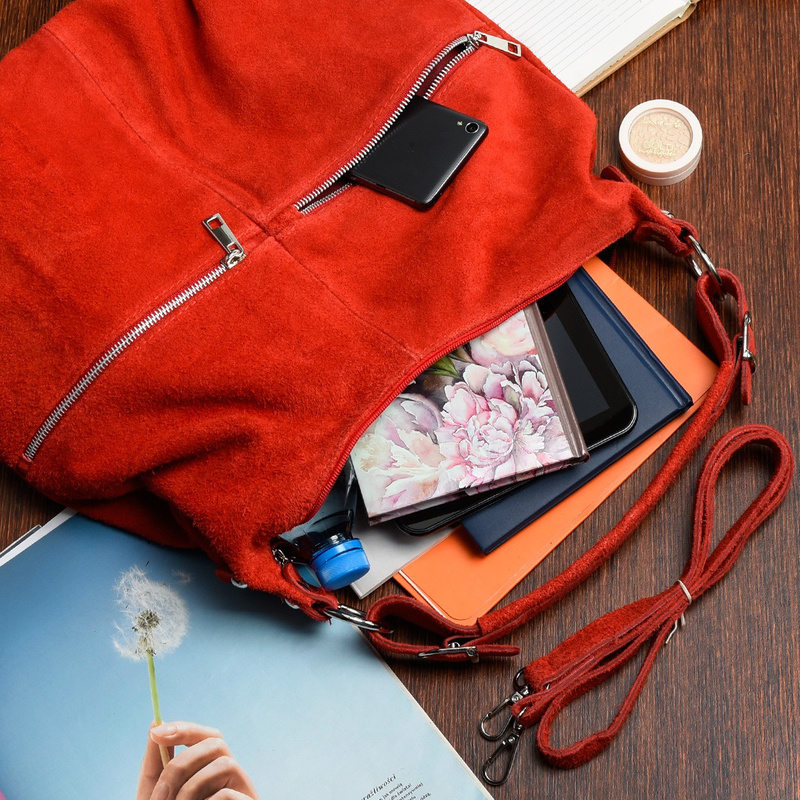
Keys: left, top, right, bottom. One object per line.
{"left": 464, "top": 122, "right": 480, "bottom": 134}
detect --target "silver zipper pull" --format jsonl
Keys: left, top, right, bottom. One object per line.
{"left": 471, "top": 31, "right": 522, "bottom": 58}
{"left": 203, "top": 214, "right": 246, "bottom": 264}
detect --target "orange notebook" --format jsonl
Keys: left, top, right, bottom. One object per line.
{"left": 395, "top": 257, "right": 717, "bottom": 625}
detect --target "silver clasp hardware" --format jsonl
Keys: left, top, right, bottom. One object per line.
{"left": 418, "top": 641, "right": 479, "bottom": 662}
{"left": 741, "top": 310, "right": 757, "bottom": 371}
{"left": 666, "top": 579, "right": 692, "bottom": 644}
{"left": 479, "top": 668, "right": 530, "bottom": 740}
{"left": 203, "top": 214, "right": 246, "bottom": 266}
{"left": 481, "top": 709, "right": 527, "bottom": 786}
{"left": 470, "top": 31, "right": 522, "bottom": 57}
{"left": 687, "top": 233, "right": 722, "bottom": 285}
{"left": 661, "top": 210, "right": 722, "bottom": 285}
{"left": 323, "top": 604, "right": 394, "bottom": 635}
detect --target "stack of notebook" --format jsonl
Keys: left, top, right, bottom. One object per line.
{"left": 464, "top": 265, "right": 691, "bottom": 553}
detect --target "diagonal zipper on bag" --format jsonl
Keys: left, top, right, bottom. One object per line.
{"left": 294, "top": 31, "right": 520, "bottom": 215}
{"left": 21, "top": 32, "right": 521, "bottom": 463}
{"left": 22, "top": 215, "right": 247, "bottom": 463}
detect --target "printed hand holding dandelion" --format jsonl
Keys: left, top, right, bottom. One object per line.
{"left": 114, "top": 567, "right": 188, "bottom": 768}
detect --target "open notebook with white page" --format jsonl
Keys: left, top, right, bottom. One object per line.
{"left": 469, "top": 0, "right": 700, "bottom": 94}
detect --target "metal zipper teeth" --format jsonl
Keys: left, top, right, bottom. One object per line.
{"left": 422, "top": 44, "right": 477, "bottom": 99}
{"left": 299, "top": 182, "right": 355, "bottom": 216}
{"left": 294, "top": 34, "right": 473, "bottom": 214}
{"left": 23, "top": 248, "right": 246, "bottom": 463}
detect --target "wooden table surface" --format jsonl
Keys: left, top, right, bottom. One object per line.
{"left": 1, "top": 2, "right": 798, "bottom": 798}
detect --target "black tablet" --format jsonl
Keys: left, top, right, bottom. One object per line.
{"left": 395, "top": 282, "right": 637, "bottom": 535}
{"left": 537, "top": 282, "right": 637, "bottom": 450}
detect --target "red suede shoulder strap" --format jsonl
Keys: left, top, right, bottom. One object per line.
{"left": 478, "top": 423, "right": 793, "bottom": 780}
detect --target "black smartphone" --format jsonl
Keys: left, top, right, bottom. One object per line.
{"left": 349, "top": 96, "right": 488, "bottom": 209}
{"left": 396, "top": 283, "right": 637, "bottom": 535}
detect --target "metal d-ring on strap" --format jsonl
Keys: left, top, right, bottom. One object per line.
{"left": 323, "top": 604, "right": 394, "bottom": 634}
{"left": 662, "top": 210, "right": 722, "bottom": 284}
{"left": 687, "top": 233, "right": 722, "bottom": 284}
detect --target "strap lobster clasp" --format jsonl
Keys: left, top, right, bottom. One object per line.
{"left": 479, "top": 668, "right": 530, "bottom": 740}
{"left": 481, "top": 709, "right": 528, "bottom": 786}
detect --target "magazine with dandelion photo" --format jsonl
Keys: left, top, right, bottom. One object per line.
{"left": 351, "top": 304, "right": 588, "bottom": 522}
{"left": 0, "top": 512, "right": 492, "bottom": 800}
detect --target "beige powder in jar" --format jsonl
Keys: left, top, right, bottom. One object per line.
{"left": 628, "top": 110, "right": 693, "bottom": 164}
{"left": 619, "top": 100, "right": 702, "bottom": 185}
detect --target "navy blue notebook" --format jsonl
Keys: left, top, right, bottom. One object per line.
{"left": 463, "top": 267, "right": 692, "bottom": 554}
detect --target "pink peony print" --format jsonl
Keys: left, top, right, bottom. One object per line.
{"left": 350, "top": 394, "right": 457, "bottom": 515}
{"left": 350, "top": 306, "right": 582, "bottom": 521}
{"left": 436, "top": 359, "right": 571, "bottom": 488}
{"left": 468, "top": 311, "right": 536, "bottom": 368}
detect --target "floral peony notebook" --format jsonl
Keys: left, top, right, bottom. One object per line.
{"left": 351, "top": 305, "right": 588, "bottom": 523}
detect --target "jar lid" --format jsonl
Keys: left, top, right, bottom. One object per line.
{"left": 618, "top": 99, "right": 703, "bottom": 186}
{"left": 310, "top": 539, "right": 370, "bottom": 590}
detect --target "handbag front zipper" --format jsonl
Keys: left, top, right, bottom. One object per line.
{"left": 22, "top": 215, "right": 246, "bottom": 463}
{"left": 294, "top": 31, "right": 520, "bottom": 215}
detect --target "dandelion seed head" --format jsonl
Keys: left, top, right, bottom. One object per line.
{"left": 134, "top": 608, "right": 161, "bottom": 637}
{"left": 113, "top": 566, "right": 189, "bottom": 661}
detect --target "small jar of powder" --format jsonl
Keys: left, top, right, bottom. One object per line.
{"left": 618, "top": 99, "right": 703, "bottom": 185}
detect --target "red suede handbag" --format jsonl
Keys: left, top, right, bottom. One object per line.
{"left": 0, "top": 0, "right": 694, "bottom": 612}
{"left": 1, "top": 0, "right": 793, "bottom": 774}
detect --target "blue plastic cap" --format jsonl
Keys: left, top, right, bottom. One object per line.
{"left": 310, "top": 539, "right": 370, "bottom": 591}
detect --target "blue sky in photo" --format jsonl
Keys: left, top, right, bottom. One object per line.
{"left": 0, "top": 514, "right": 489, "bottom": 800}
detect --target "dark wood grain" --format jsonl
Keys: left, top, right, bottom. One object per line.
{"left": 2, "top": 2, "right": 799, "bottom": 798}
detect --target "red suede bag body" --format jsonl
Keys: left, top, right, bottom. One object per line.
{"left": 0, "top": 0, "right": 683, "bottom": 613}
